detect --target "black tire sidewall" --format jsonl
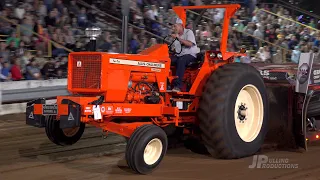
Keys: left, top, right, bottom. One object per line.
{"left": 127, "top": 125, "right": 168, "bottom": 174}
{"left": 223, "top": 70, "right": 269, "bottom": 157}
{"left": 59, "top": 122, "right": 85, "bottom": 145}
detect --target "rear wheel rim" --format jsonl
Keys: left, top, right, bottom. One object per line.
{"left": 234, "top": 84, "right": 264, "bottom": 143}
{"left": 143, "top": 138, "right": 163, "bottom": 165}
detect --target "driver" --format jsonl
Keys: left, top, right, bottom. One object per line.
{"left": 170, "top": 18, "right": 200, "bottom": 92}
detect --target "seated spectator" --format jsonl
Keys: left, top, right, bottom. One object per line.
{"left": 6, "top": 31, "right": 20, "bottom": 48}
{"left": 20, "top": 50, "right": 33, "bottom": 74}
{"left": 20, "top": 17, "right": 34, "bottom": 43}
{"left": 77, "top": 8, "right": 88, "bottom": 28}
{"left": 0, "top": 45, "right": 11, "bottom": 63}
{"left": 64, "top": 29, "right": 76, "bottom": 50}
{"left": 55, "top": 0, "right": 65, "bottom": 14}
{"left": 38, "top": 1, "right": 48, "bottom": 18}
{"left": 97, "top": 32, "right": 112, "bottom": 52}
{"left": 41, "top": 58, "right": 56, "bottom": 79}
{"left": 0, "top": 57, "right": 11, "bottom": 81}
{"left": 8, "top": 41, "right": 17, "bottom": 52}
{"left": 288, "top": 35, "right": 299, "bottom": 50}
{"left": 10, "top": 58, "right": 22, "bottom": 81}
{"left": 14, "top": 2, "right": 26, "bottom": 21}
{"left": 87, "top": 8, "right": 97, "bottom": 27}
{"left": 0, "top": 57, "right": 8, "bottom": 81}
{"left": 25, "top": 58, "right": 41, "bottom": 80}
{"left": 138, "top": 38, "right": 149, "bottom": 52}
{"left": 291, "top": 46, "right": 301, "bottom": 63}
{"left": 34, "top": 50, "right": 47, "bottom": 69}
{"left": 240, "top": 51, "right": 252, "bottom": 63}
{"left": 0, "top": 10, "right": 14, "bottom": 35}
{"left": 44, "top": 10, "right": 57, "bottom": 28}
{"left": 272, "top": 49, "right": 283, "bottom": 63}
{"left": 15, "top": 41, "right": 26, "bottom": 57}
{"left": 130, "top": 34, "right": 140, "bottom": 54}
{"left": 68, "top": 0, "right": 80, "bottom": 17}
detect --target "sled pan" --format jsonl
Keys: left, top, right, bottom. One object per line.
{"left": 264, "top": 85, "right": 306, "bottom": 150}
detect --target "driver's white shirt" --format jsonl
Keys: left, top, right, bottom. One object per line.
{"left": 173, "top": 28, "right": 200, "bottom": 57}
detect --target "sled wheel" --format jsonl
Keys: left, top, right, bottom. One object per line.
{"left": 198, "top": 63, "right": 269, "bottom": 159}
{"left": 125, "top": 124, "right": 168, "bottom": 174}
{"left": 45, "top": 115, "right": 85, "bottom": 146}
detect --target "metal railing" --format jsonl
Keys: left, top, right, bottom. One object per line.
{"left": 275, "top": 0, "right": 320, "bottom": 21}
{"left": 0, "top": 78, "right": 68, "bottom": 104}
{"left": 257, "top": 8, "right": 320, "bottom": 32}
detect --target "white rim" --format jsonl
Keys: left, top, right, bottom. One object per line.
{"left": 143, "top": 138, "right": 163, "bottom": 165}
{"left": 234, "top": 84, "right": 264, "bottom": 143}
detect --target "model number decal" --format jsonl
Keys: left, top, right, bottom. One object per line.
{"left": 42, "top": 104, "right": 58, "bottom": 115}
{"left": 110, "top": 58, "right": 165, "bottom": 68}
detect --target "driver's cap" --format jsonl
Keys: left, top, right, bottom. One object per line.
{"left": 169, "top": 17, "right": 183, "bottom": 25}
{"left": 175, "top": 18, "right": 183, "bottom": 24}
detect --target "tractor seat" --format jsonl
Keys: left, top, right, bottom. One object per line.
{"left": 187, "top": 52, "right": 205, "bottom": 68}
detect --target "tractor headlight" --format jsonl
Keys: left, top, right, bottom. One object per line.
{"left": 217, "top": 53, "right": 223, "bottom": 59}
{"left": 85, "top": 27, "right": 102, "bottom": 40}
{"left": 209, "top": 52, "right": 216, "bottom": 58}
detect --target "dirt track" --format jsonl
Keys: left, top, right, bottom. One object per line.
{"left": 1, "top": 114, "right": 320, "bottom": 180}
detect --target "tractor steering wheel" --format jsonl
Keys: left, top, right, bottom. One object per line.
{"left": 163, "top": 35, "right": 182, "bottom": 55}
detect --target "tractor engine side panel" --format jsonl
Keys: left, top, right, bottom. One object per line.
{"left": 104, "top": 69, "right": 131, "bottom": 102}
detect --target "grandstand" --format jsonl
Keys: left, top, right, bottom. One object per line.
{"left": 1, "top": 0, "right": 320, "bottom": 82}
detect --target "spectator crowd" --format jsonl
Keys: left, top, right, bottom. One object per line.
{"left": 1, "top": 0, "right": 320, "bottom": 81}
{"left": 0, "top": 0, "right": 96, "bottom": 81}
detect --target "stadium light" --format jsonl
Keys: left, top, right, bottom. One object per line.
{"left": 85, "top": 27, "right": 102, "bottom": 51}
{"left": 85, "top": 27, "right": 102, "bottom": 40}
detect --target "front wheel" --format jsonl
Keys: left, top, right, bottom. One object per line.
{"left": 198, "top": 63, "right": 269, "bottom": 159}
{"left": 125, "top": 124, "right": 168, "bottom": 174}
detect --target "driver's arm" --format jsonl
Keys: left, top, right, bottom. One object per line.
{"left": 178, "top": 30, "right": 196, "bottom": 47}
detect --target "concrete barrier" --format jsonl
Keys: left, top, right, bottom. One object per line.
{"left": 0, "top": 79, "right": 66, "bottom": 115}
{"left": 0, "top": 79, "right": 67, "bottom": 91}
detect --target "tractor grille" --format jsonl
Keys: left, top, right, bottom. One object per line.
{"left": 70, "top": 54, "right": 102, "bottom": 89}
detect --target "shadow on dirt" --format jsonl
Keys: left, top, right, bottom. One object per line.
{"left": 17, "top": 133, "right": 126, "bottom": 162}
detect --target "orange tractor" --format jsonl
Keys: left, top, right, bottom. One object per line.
{"left": 25, "top": 4, "right": 316, "bottom": 174}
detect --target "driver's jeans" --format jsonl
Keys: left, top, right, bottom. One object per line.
{"left": 170, "top": 54, "right": 196, "bottom": 89}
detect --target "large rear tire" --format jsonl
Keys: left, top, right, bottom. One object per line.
{"left": 45, "top": 115, "right": 85, "bottom": 146}
{"left": 125, "top": 124, "right": 168, "bottom": 174}
{"left": 198, "top": 63, "right": 269, "bottom": 159}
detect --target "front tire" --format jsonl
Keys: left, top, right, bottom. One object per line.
{"left": 45, "top": 115, "right": 85, "bottom": 146}
{"left": 198, "top": 63, "right": 269, "bottom": 159}
{"left": 125, "top": 124, "right": 168, "bottom": 174}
